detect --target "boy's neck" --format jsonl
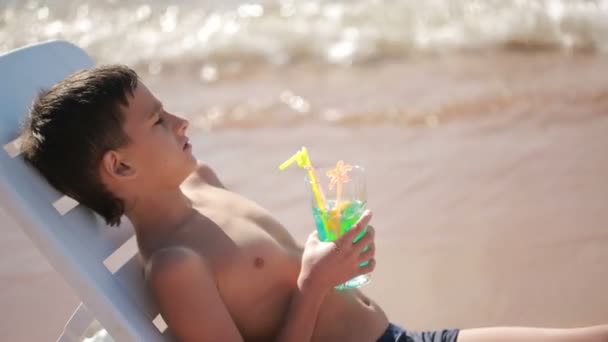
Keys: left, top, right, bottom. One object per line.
{"left": 126, "top": 188, "right": 195, "bottom": 237}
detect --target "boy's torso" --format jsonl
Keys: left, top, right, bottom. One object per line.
{"left": 139, "top": 170, "right": 389, "bottom": 342}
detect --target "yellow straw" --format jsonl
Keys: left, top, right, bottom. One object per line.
{"left": 279, "top": 147, "right": 327, "bottom": 210}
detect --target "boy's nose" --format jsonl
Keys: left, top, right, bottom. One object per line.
{"left": 176, "top": 116, "right": 189, "bottom": 135}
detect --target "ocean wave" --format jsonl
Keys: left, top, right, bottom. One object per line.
{"left": 1, "top": 0, "right": 607, "bottom": 71}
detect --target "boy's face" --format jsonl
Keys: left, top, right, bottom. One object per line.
{"left": 110, "top": 81, "right": 197, "bottom": 192}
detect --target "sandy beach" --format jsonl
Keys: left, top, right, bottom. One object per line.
{"left": 2, "top": 49, "right": 608, "bottom": 340}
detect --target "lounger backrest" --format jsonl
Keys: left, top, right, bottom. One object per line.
{"left": 0, "top": 40, "right": 168, "bottom": 341}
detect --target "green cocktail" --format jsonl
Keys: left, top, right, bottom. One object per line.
{"left": 312, "top": 200, "right": 367, "bottom": 242}
{"left": 307, "top": 165, "right": 371, "bottom": 289}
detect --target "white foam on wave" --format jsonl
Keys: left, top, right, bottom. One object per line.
{"left": 1, "top": 0, "right": 607, "bottom": 69}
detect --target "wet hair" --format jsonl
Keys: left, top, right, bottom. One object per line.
{"left": 20, "top": 65, "right": 139, "bottom": 226}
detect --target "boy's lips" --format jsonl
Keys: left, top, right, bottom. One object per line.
{"left": 182, "top": 137, "right": 191, "bottom": 150}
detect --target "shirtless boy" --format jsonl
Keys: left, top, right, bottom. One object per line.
{"left": 20, "top": 65, "right": 608, "bottom": 342}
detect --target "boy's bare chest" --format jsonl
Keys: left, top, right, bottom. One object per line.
{"left": 181, "top": 186, "right": 302, "bottom": 337}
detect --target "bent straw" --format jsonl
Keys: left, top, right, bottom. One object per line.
{"left": 279, "top": 147, "right": 326, "bottom": 210}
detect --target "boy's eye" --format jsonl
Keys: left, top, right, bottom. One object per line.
{"left": 155, "top": 117, "right": 164, "bottom": 125}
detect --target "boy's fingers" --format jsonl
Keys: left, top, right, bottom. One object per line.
{"left": 358, "top": 258, "right": 376, "bottom": 274}
{"left": 357, "top": 243, "right": 375, "bottom": 262}
{"left": 307, "top": 230, "right": 319, "bottom": 242}
{"left": 355, "top": 225, "right": 374, "bottom": 247}
{"left": 342, "top": 210, "right": 372, "bottom": 241}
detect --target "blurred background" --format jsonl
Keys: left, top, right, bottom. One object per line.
{"left": 1, "top": 1, "right": 608, "bottom": 341}
{"left": 2, "top": 0, "right": 607, "bottom": 128}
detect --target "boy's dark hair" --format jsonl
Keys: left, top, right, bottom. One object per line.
{"left": 20, "top": 65, "right": 139, "bottom": 226}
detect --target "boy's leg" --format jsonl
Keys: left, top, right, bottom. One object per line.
{"left": 458, "top": 325, "right": 608, "bottom": 342}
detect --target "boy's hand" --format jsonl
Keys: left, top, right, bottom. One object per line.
{"left": 297, "top": 210, "right": 376, "bottom": 294}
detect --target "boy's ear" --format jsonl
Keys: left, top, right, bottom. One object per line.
{"left": 101, "top": 150, "right": 137, "bottom": 180}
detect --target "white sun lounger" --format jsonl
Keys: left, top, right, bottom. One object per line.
{"left": 0, "top": 40, "right": 169, "bottom": 341}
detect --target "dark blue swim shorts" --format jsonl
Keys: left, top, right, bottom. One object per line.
{"left": 376, "top": 323, "right": 459, "bottom": 342}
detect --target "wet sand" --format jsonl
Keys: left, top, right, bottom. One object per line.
{"left": 1, "top": 52, "right": 608, "bottom": 340}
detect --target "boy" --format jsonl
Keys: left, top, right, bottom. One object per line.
{"left": 20, "top": 65, "right": 608, "bottom": 342}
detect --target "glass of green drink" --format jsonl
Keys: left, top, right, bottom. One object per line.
{"left": 306, "top": 163, "right": 371, "bottom": 290}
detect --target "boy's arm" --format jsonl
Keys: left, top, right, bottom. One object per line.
{"left": 146, "top": 247, "right": 243, "bottom": 342}
{"left": 274, "top": 285, "right": 327, "bottom": 342}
